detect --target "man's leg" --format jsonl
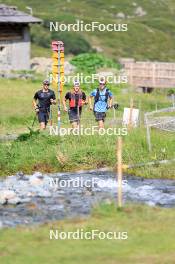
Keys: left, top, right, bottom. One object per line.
{"left": 98, "top": 120, "right": 104, "bottom": 129}
{"left": 38, "top": 112, "right": 46, "bottom": 130}
{"left": 72, "top": 121, "right": 78, "bottom": 128}
{"left": 72, "top": 108, "right": 82, "bottom": 128}
{"left": 94, "top": 112, "right": 105, "bottom": 129}
{"left": 69, "top": 109, "right": 79, "bottom": 129}
{"left": 40, "top": 122, "right": 46, "bottom": 130}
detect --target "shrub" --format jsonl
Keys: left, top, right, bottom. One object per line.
{"left": 31, "top": 25, "right": 51, "bottom": 48}
{"left": 70, "top": 53, "right": 120, "bottom": 73}
{"left": 167, "top": 88, "right": 175, "bottom": 96}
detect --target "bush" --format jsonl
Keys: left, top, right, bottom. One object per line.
{"left": 167, "top": 88, "right": 175, "bottom": 96}
{"left": 31, "top": 25, "right": 51, "bottom": 48}
{"left": 70, "top": 53, "right": 120, "bottom": 73}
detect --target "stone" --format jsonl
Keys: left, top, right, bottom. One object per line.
{"left": 29, "top": 173, "right": 43, "bottom": 186}
{"left": 0, "top": 190, "right": 19, "bottom": 205}
{"left": 27, "top": 192, "right": 36, "bottom": 197}
{"left": 92, "top": 46, "right": 104, "bottom": 52}
{"left": 0, "top": 196, "right": 6, "bottom": 205}
{"left": 29, "top": 177, "right": 43, "bottom": 186}
{"left": 20, "top": 198, "right": 31, "bottom": 203}
{"left": 16, "top": 171, "right": 27, "bottom": 180}
{"left": 33, "top": 172, "right": 43, "bottom": 178}
{"left": 116, "top": 12, "right": 125, "bottom": 19}
{"left": 36, "top": 189, "right": 51, "bottom": 197}
{"left": 134, "top": 6, "right": 147, "bottom": 17}
{"left": 0, "top": 190, "right": 16, "bottom": 200}
{"left": 30, "top": 57, "right": 76, "bottom": 75}
{"left": 8, "top": 197, "right": 21, "bottom": 205}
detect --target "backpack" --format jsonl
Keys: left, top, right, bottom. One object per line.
{"left": 94, "top": 88, "right": 109, "bottom": 104}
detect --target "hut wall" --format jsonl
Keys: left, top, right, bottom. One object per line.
{"left": 0, "top": 25, "right": 30, "bottom": 71}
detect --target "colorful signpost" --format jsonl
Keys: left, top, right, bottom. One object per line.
{"left": 51, "top": 41, "right": 64, "bottom": 128}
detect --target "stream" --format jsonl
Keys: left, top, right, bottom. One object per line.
{"left": 0, "top": 170, "right": 175, "bottom": 228}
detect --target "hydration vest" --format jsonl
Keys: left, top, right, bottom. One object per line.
{"left": 94, "top": 88, "right": 109, "bottom": 104}
{"left": 69, "top": 91, "right": 83, "bottom": 107}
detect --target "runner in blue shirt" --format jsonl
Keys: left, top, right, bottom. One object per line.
{"left": 89, "top": 79, "right": 113, "bottom": 128}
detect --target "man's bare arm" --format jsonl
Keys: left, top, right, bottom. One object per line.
{"left": 108, "top": 97, "right": 113, "bottom": 108}
{"left": 32, "top": 99, "right": 39, "bottom": 113}
{"left": 62, "top": 98, "right": 68, "bottom": 111}
{"left": 88, "top": 96, "right": 93, "bottom": 110}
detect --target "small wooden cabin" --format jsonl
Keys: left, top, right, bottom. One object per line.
{"left": 0, "top": 4, "right": 42, "bottom": 71}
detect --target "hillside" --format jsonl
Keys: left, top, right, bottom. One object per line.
{"left": 2, "top": 0, "right": 175, "bottom": 61}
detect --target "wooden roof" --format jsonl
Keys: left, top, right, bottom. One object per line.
{"left": 0, "top": 4, "right": 42, "bottom": 24}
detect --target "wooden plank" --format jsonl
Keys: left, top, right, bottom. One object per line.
{"left": 116, "top": 137, "right": 123, "bottom": 208}
{"left": 122, "top": 59, "right": 175, "bottom": 88}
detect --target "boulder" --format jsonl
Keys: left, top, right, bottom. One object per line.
{"left": 92, "top": 46, "right": 104, "bottom": 52}
{"left": 29, "top": 172, "right": 44, "bottom": 186}
{"left": 116, "top": 12, "right": 125, "bottom": 19}
{"left": 0, "top": 190, "right": 18, "bottom": 205}
{"left": 134, "top": 6, "right": 147, "bottom": 17}
{"left": 29, "top": 176, "right": 43, "bottom": 186}
{"left": 8, "top": 197, "right": 21, "bottom": 205}
{"left": 31, "top": 57, "right": 76, "bottom": 75}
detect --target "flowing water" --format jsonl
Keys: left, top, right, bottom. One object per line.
{"left": 0, "top": 170, "right": 175, "bottom": 228}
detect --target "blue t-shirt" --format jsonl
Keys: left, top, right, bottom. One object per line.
{"left": 90, "top": 88, "right": 113, "bottom": 112}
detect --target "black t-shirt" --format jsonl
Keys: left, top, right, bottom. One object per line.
{"left": 34, "top": 89, "right": 56, "bottom": 112}
{"left": 65, "top": 91, "right": 86, "bottom": 110}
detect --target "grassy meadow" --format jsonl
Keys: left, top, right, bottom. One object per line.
{"left": 0, "top": 78, "right": 174, "bottom": 178}
{"left": 1, "top": 1, "right": 175, "bottom": 262}
{"left": 0, "top": 204, "right": 175, "bottom": 264}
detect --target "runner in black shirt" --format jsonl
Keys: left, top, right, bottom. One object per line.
{"left": 33, "top": 80, "right": 56, "bottom": 130}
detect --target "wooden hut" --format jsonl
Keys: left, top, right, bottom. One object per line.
{"left": 0, "top": 4, "right": 42, "bottom": 71}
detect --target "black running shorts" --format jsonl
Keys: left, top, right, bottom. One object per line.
{"left": 38, "top": 111, "right": 49, "bottom": 124}
{"left": 94, "top": 111, "right": 106, "bottom": 122}
{"left": 68, "top": 108, "right": 82, "bottom": 123}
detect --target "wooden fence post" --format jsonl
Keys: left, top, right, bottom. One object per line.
{"left": 117, "top": 137, "right": 123, "bottom": 207}
{"left": 145, "top": 114, "right": 152, "bottom": 151}
{"left": 172, "top": 94, "right": 175, "bottom": 108}
{"left": 128, "top": 98, "right": 134, "bottom": 129}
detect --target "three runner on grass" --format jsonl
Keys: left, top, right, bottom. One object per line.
{"left": 33, "top": 79, "right": 113, "bottom": 130}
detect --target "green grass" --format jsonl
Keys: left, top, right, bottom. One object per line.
{"left": 0, "top": 128, "right": 174, "bottom": 178}
{"left": 0, "top": 204, "right": 175, "bottom": 264}
{"left": 0, "top": 78, "right": 174, "bottom": 178}
{"left": 31, "top": 44, "right": 51, "bottom": 58}
{"left": 0, "top": 79, "right": 172, "bottom": 133}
